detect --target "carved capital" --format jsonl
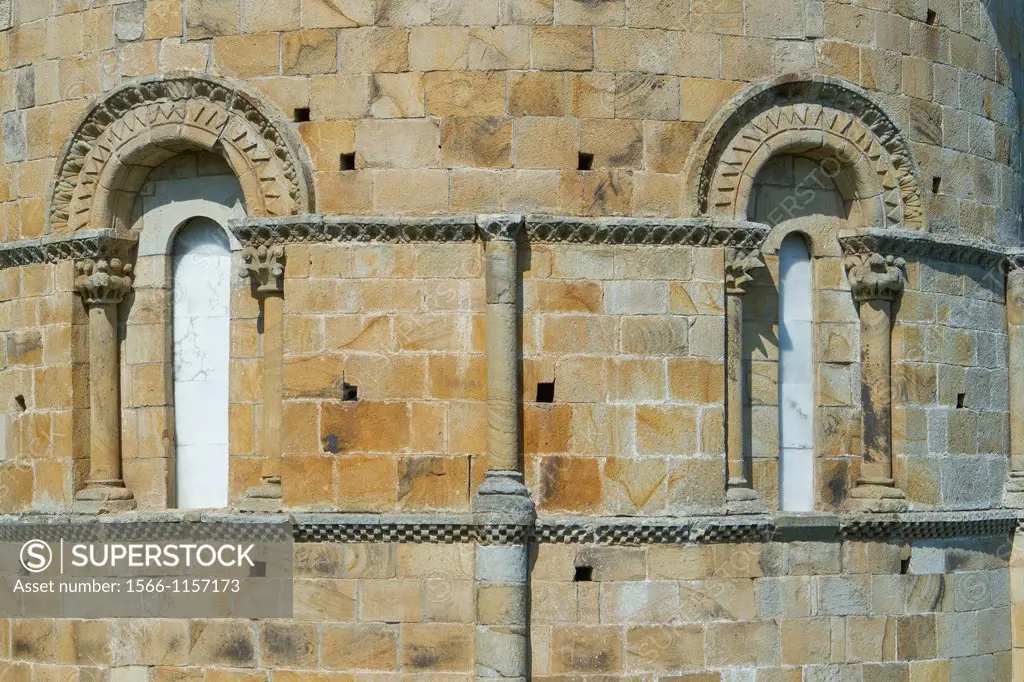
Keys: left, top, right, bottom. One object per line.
{"left": 477, "top": 214, "right": 525, "bottom": 242}
{"left": 846, "top": 252, "right": 906, "bottom": 302}
{"left": 241, "top": 245, "right": 285, "bottom": 295}
{"left": 74, "top": 257, "right": 133, "bottom": 307}
{"left": 725, "top": 249, "right": 764, "bottom": 295}
{"left": 1007, "top": 253, "right": 1024, "bottom": 273}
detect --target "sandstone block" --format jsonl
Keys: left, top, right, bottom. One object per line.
{"left": 706, "top": 620, "right": 780, "bottom": 666}
{"left": 397, "top": 455, "right": 470, "bottom": 511}
{"left": 212, "top": 33, "right": 280, "bottom": 78}
{"left": 538, "top": 454, "right": 602, "bottom": 512}
{"left": 360, "top": 579, "right": 422, "bottom": 622}
{"left": 533, "top": 26, "right": 593, "bottom": 70}
{"left": 625, "top": 624, "right": 704, "bottom": 671}
{"left": 399, "top": 623, "right": 474, "bottom": 671}
{"left": 425, "top": 71, "right": 506, "bottom": 116}
{"left": 322, "top": 623, "right": 397, "bottom": 670}
{"left": 282, "top": 455, "right": 333, "bottom": 508}
{"left": 258, "top": 621, "right": 317, "bottom": 668}
{"left": 409, "top": 26, "right": 469, "bottom": 70}
{"left": 644, "top": 120, "right": 700, "bottom": 173}
{"left": 242, "top": 0, "right": 299, "bottom": 31}
{"left": 513, "top": 117, "right": 578, "bottom": 169}
{"left": 373, "top": 168, "right": 451, "bottom": 214}
{"left": 550, "top": 626, "right": 623, "bottom": 673}
{"left": 293, "top": 578, "right": 357, "bottom": 621}
{"left": 339, "top": 27, "right": 408, "bottom": 72}
{"left": 283, "top": 29, "right": 338, "bottom": 75}
{"left": 312, "top": 74, "right": 370, "bottom": 118}
{"left": 615, "top": 73, "right": 680, "bottom": 119}
{"left": 580, "top": 119, "right": 642, "bottom": 169}
{"left": 188, "top": 621, "right": 256, "bottom": 667}
{"left": 555, "top": 0, "right": 624, "bottom": 25}
{"left": 336, "top": 454, "right": 399, "bottom": 510}
{"left": 356, "top": 119, "right": 439, "bottom": 168}
{"left": 509, "top": 71, "right": 565, "bottom": 116}
{"left": 441, "top": 117, "right": 511, "bottom": 168}
{"left": 567, "top": 73, "right": 616, "bottom": 119}
{"left": 302, "top": 0, "right": 375, "bottom": 28}
{"left": 469, "top": 26, "right": 530, "bottom": 69}
{"left": 185, "top": 0, "right": 239, "bottom": 39}
{"left": 369, "top": 72, "right": 425, "bottom": 118}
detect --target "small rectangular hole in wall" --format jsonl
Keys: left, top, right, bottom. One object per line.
{"left": 956, "top": 393, "right": 966, "bottom": 409}
{"left": 932, "top": 176, "right": 941, "bottom": 194}
{"left": 536, "top": 382, "right": 555, "bottom": 403}
{"left": 293, "top": 108, "right": 311, "bottom": 123}
{"left": 340, "top": 152, "right": 356, "bottom": 171}
{"left": 14, "top": 395, "right": 25, "bottom": 412}
{"left": 573, "top": 566, "right": 593, "bottom": 582}
{"left": 342, "top": 382, "right": 359, "bottom": 402}
{"left": 900, "top": 556, "right": 911, "bottom": 575}
{"left": 926, "top": 9, "right": 938, "bottom": 25}
{"left": 577, "top": 152, "right": 594, "bottom": 171}
{"left": 249, "top": 560, "right": 267, "bottom": 578}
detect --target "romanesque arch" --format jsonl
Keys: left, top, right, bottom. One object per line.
{"left": 685, "top": 75, "right": 925, "bottom": 230}
{"left": 48, "top": 74, "right": 314, "bottom": 234}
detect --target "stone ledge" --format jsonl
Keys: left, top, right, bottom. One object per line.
{"left": 0, "top": 229, "right": 137, "bottom": 269}
{"left": 0, "top": 510, "right": 1017, "bottom": 544}
{"left": 838, "top": 227, "right": 1017, "bottom": 271}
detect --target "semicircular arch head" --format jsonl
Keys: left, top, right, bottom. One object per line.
{"left": 48, "top": 74, "right": 315, "bottom": 234}
{"left": 683, "top": 74, "right": 925, "bottom": 230}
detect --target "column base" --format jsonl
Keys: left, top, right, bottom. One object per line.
{"left": 1003, "top": 471, "right": 1024, "bottom": 507}
{"left": 844, "top": 478, "right": 907, "bottom": 513}
{"left": 473, "top": 470, "right": 535, "bottom": 521}
{"left": 726, "top": 484, "right": 767, "bottom": 514}
{"left": 241, "top": 477, "right": 282, "bottom": 512}
{"left": 73, "top": 483, "right": 136, "bottom": 514}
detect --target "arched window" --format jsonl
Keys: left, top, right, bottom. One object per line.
{"left": 171, "top": 218, "right": 232, "bottom": 509}
{"left": 778, "top": 233, "right": 814, "bottom": 511}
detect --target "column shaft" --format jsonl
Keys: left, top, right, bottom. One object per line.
{"left": 859, "top": 298, "right": 893, "bottom": 482}
{"left": 845, "top": 252, "right": 906, "bottom": 512}
{"left": 87, "top": 303, "right": 122, "bottom": 485}
{"left": 485, "top": 238, "right": 521, "bottom": 472}
{"left": 474, "top": 216, "right": 532, "bottom": 682}
{"left": 725, "top": 292, "right": 746, "bottom": 486}
{"left": 261, "top": 292, "right": 284, "bottom": 483}
{"left": 73, "top": 256, "right": 136, "bottom": 513}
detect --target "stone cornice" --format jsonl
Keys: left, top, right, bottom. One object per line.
{"left": 0, "top": 510, "right": 1015, "bottom": 544}
{"left": 838, "top": 228, "right": 1012, "bottom": 271}
{"left": 0, "top": 229, "right": 137, "bottom": 270}
{"left": 228, "top": 214, "right": 771, "bottom": 248}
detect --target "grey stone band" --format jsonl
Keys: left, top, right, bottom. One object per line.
{"left": 0, "top": 229, "right": 137, "bottom": 269}
{"left": 0, "top": 510, "right": 1015, "bottom": 544}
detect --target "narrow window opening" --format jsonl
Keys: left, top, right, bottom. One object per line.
{"left": 577, "top": 152, "right": 594, "bottom": 171}
{"left": 340, "top": 152, "right": 356, "bottom": 171}
{"left": 536, "top": 382, "right": 555, "bottom": 403}
{"left": 342, "top": 382, "right": 359, "bottom": 402}
{"left": 293, "top": 108, "right": 311, "bottom": 123}
{"left": 14, "top": 395, "right": 26, "bottom": 412}
{"left": 172, "top": 218, "right": 231, "bottom": 510}
{"left": 900, "top": 556, "right": 912, "bottom": 575}
{"left": 932, "top": 176, "right": 942, "bottom": 194}
{"left": 956, "top": 393, "right": 966, "bottom": 409}
{"left": 778, "top": 233, "right": 815, "bottom": 513}
{"left": 926, "top": 9, "right": 938, "bottom": 25}
{"left": 573, "top": 566, "right": 594, "bottom": 582}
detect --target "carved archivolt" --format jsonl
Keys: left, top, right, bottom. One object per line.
{"left": 48, "top": 74, "right": 313, "bottom": 234}
{"left": 688, "top": 75, "right": 925, "bottom": 230}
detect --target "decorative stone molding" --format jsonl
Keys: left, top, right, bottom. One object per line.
{"left": 725, "top": 248, "right": 765, "bottom": 295}
{"left": 229, "top": 214, "right": 771, "bottom": 248}
{"left": 690, "top": 75, "right": 924, "bottom": 228}
{"left": 477, "top": 213, "right": 525, "bottom": 241}
{"left": 0, "top": 511, "right": 1014, "bottom": 543}
{"left": 1007, "top": 252, "right": 1024, "bottom": 272}
{"left": 845, "top": 252, "right": 906, "bottom": 302}
{"left": 240, "top": 244, "right": 285, "bottom": 295}
{"left": 838, "top": 227, "right": 1010, "bottom": 271}
{"left": 74, "top": 257, "right": 134, "bottom": 306}
{"left": 0, "top": 230, "right": 137, "bottom": 269}
{"left": 48, "top": 74, "right": 313, "bottom": 234}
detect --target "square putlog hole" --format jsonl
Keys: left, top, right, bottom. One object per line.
{"left": 293, "top": 108, "right": 311, "bottom": 123}
{"left": 573, "top": 566, "right": 594, "bottom": 582}
{"left": 340, "top": 152, "right": 356, "bottom": 171}
{"left": 577, "top": 152, "right": 594, "bottom": 171}
{"left": 536, "top": 382, "right": 555, "bottom": 403}
{"left": 956, "top": 393, "right": 966, "bottom": 409}
{"left": 342, "top": 382, "right": 359, "bottom": 402}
